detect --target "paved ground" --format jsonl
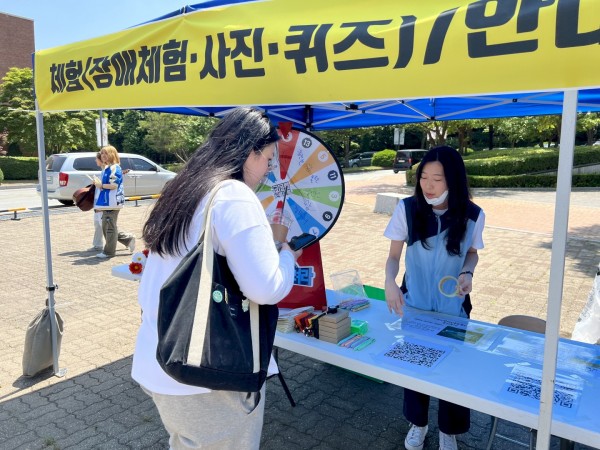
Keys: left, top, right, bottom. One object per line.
{"left": 1, "top": 171, "right": 599, "bottom": 449}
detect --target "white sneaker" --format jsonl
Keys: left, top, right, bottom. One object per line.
{"left": 96, "top": 253, "right": 111, "bottom": 259}
{"left": 405, "top": 424, "right": 428, "bottom": 450}
{"left": 439, "top": 431, "right": 457, "bottom": 450}
{"left": 127, "top": 237, "right": 136, "bottom": 254}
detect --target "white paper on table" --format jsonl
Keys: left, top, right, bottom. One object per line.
{"left": 488, "top": 332, "right": 600, "bottom": 377}
{"left": 400, "top": 311, "right": 498, "bottom": 348}
{"left": 502, "top": 364, "right": 583, "bottom": 413}
{"left": 374, "top": 335, "right": 452, "bottom": 371}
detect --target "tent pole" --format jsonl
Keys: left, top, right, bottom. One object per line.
{"left": 35, "top": 100, "right": 66, "bottom": 378}
{"left": 99, "top": 109, "right": 107, "bottom": 146}
{"left": 535, "top": 89, "right": 578, "bottom": 449}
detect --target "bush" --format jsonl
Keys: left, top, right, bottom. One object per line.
{"left": 372, "top": 149, "right": 395, "bottom": 167}
{"left": 573, "top": 174, "right": 600, "bottom": 187}
{"left": 463, "top": 146, "right": 600, "bottom": 176}
{"left": 407, "top": 172, "right": 600, "bottom": 188}
{"left": 406, "top": 146, "right": 600, "bottom": 187}
{"left": 406, "top": 168, "right": 416, "bottom": 185}
{"left": 469, "top": 174, "right": 600, "bottom": 188}
{"left": 163, "top": 162, "right": 185, "bottom": 173}
{"left": 0, "top": 157, "right": 40, "bottom": 180}
{"left": 0, "top": 167, "right": 4, "bottom": 184}
{"left": 468, "top": 175, "right": 557, "bottom": 188}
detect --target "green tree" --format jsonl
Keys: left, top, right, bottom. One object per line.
{"left": 355, "top": 125, "right": 425, "bottom": 152}
{"left": 43, "top": 111, "right": 98, "bottom": 153}
{"left": 446, "top": 119, "right": 483, "bottom": 154}
{"left": 577, "top": 112, "right": 600, "bottom": 145}
{"left": 0, "top": 67, "right": 98, "bottom": 156}
{"left": 481, "top": 118, "right": 503, "bottom": 149}
{"left": 317, "top": 128, "right": 370, "bottom": 167}
{"left": 520, "top": 115, "right": 561, "bottom": 148}
{"left": 0, "top": 131, "right": 7, "bottom": 155}
{"left": 139, "top": 112, "right": 216, "bottom": 163}
{"left": 109, "top": 110, "right": 151, "bottom": 156}
{"left": 0, "top": 68, "right": 36, "bottom": 154}
{"left": 416, "top": 121, "right": 448, "bottom": 148}
{"left": 496, "top": 117, "right": 531, "bottom": 148}
{"left": 182, "top": 115, "right": 217, "bottom": 155}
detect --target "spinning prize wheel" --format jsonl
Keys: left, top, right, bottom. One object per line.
{"left": 256, "top": 128, "right": 345, "bottom": 242}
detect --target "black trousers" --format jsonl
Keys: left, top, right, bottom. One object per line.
{"left": 402, "top": 294, "right": 473, "bottom": 435}
{"left": 403, "top": 388, "right": 471, "bottom": 435}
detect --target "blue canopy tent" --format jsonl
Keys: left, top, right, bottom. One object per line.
{"left": 32, "top": 0, "right": 600, "bottom": 447}
{"left": 148, "top": 89, "right": 600, "bottom": 129}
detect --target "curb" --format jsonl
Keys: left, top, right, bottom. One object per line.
{"left": 0, "top": 183, "right": 37, "bottom": 190}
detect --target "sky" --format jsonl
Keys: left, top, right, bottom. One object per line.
{"left": 0, "top": 0, "right": 195, "bottom": 50}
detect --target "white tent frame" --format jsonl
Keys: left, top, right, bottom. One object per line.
{"left": 32, "top": 89, "right": 586, "bottom": 450}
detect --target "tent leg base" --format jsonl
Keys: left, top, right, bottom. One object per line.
{"left": 54, "top": 368, "right": 67, "bottom": 378}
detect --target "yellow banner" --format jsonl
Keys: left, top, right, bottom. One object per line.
{"left": 34, "top": 0, "right": 600, "bottom": 112}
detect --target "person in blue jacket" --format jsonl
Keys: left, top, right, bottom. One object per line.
{"left": 93, "top": 145, "right": 135, "bottom": 258}
{"left": 384, "top": 146, "right": 485, "bottom": 450}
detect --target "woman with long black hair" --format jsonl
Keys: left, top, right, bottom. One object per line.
{"left": 132, "top": 108, "right": 301, "bottom": 449}
{"left": 383, "top": 146, "right": 486, "bottom": 450}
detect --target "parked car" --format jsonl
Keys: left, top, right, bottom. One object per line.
{"left": 348, "top": 152, "right": 375, "bottom": 168}
{"left": 393, "top": 149, "right": 428, "bottom": 173}
{"left": 37, "top": 152, "right": 177, "bottom": 205}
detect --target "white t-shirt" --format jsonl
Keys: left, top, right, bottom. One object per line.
{"left": 384, "top": 200, "right": 485, "bottom": 250}
{"left": 131, "top": 180, "right": 296, "bottom": 395}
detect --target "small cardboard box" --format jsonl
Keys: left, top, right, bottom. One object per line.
{"left": 318, "top": 326, "right": 352, "bottom": 344}
{"left": 318, "top": 309, "right": 349, "bottom": 325}
{"left": 316, "top": 316, "right": 351, "bottom": 342}
{"left": 318, "top": 316, "right": 351, "bottom": 333}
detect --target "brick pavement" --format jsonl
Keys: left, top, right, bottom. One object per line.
{"left": 0, "top": 173, "right": 599, "bottom": 449}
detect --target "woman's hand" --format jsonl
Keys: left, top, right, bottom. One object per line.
{"left": 280, "top": 242, "right": 302, "bottom": 262}
{"left": 385, "top": 279, "right": 405, "bottom": 316}
{"left": 458, "top": 272, "right": 473, "bottom": 296}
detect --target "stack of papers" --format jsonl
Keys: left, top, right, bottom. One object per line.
{"left": 277, "top": 306, "right": 314, "bottom": 333}
{"left": 338, "top": 297, "right": 371, "bottom": 312}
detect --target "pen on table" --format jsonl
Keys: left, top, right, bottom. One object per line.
{"left": 342, "top": 335, "right": 363, "bottom": 348}
{"left": 349, "top": 336, "right": 369, "bottom": 349}
{"left": 337, "top": 333, "right": 359, "bottom": 347}
{"left": 355, "top": 338, "right": 375, "bottom": 351}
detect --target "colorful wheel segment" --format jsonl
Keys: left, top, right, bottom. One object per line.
{"left": 256, "top": 128, "right": 345, "bottom": 242}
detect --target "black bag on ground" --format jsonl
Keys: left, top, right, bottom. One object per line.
{"left": 156, "top": 181, "right": 278, "bottom": 392}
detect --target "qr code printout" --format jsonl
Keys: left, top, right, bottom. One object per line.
{"left": 383, "top": 339, "right": 449, "bottom": 369}
{"left": 505, "top": 366, "right": 582, "bottom": 410}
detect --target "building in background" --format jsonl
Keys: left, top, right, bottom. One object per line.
{"left": 0, "top": 12, "right": 34, "bottom": 80}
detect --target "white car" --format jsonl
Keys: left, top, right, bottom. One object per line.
{"left": 37, "top": 152, "right": 177, "bottom": 205}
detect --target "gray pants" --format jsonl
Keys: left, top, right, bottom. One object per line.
{"left": 143, "top": 386, "right": 265, "bottom": 450}
{"left": 93, "top": 211, "right": 104, "bottom": 249}
{"left": 101, "top": 209, "right": 133, "bottom": 256}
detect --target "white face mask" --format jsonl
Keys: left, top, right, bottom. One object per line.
{"left": 423, "top": 190, "right": 448, "bottom": 206}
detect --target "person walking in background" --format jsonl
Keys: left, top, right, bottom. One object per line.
{"left": 93, "top": 145, "right": 135, "bottom": 259}
{"left": 131, "top": 107, "right": 301, "bottom": 449}
{"left": 383, "top": 146, "right": 485, "bottom": 450}
{"left": 89, "top": 152, "right": 104, "bottom": 252}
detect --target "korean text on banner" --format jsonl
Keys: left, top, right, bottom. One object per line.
{"left": 34, "top": 0, "right": 600, "bottom": 112}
